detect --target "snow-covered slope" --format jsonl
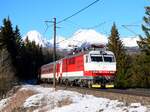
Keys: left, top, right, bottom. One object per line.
{"left": 0, "top": 85, "right": 149, "bottom": 112}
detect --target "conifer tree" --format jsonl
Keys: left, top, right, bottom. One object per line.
{"left": 0, "top": 18, "right": 14, "bottom": 50}
{"left": 134, "top": 6, "right": 150, "bottom": 87}
{"left": 138, "top": 6, "right": 150, "bottom": 54}
{"left": 107, "top": 23, "right": 128, "bottom": 88}
{"left": 0, "top": 49, "right": 17, "bottom": 98}
{"left": 124, "top": 6, "right": 150, "bottom": 88}
{"left": 107, "top": 23, "right": 125, "bottom": 60}
{"left": 0, "top": 17, "right": 18, "bottom": 73}
{"left": 22, "top": 38, "right": 44, "bottom": 80}
{"left": 0, "top": 18, "right": 22, "bottom": 69}
{"left": 0, "top": 18, "right": 18, "bottom": 96}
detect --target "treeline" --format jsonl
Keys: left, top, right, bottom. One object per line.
{"left": 0, "top": 17, "right": 61, "bottom": 98}
{"left": 107, "top": 6, "right": 150, "bottom": 88}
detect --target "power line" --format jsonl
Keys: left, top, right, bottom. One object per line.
{"left": 54, "top": 21, "right": 107, "bottom": 45}
{"left": 43, "top": 0, "right": 102, "bottom": 36}
{"left": 64, "top": 20, "right": 82, "bottom": 29}
{"left": 122, "top": 25, "right": 140, "bottom": 36}
{"left": 85, "top": 21, "right": 106, "bottom": 29}
{"left": 43, "top": 22, "right": 50, "bottom": 36}
{"left": 65, "top": 20, "right": 106, "bottom": 29}
{"left": 57, "top": 0, "right": 101, "bottom": 24}
{"left": 42, "top": 20, "right": 53, "bottom": 38}
{"left": 61, "top": 20, "right": 106, "bottom": 31}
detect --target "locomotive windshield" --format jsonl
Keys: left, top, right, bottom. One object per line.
{"left": 91, "top": 55, "right": 103, "bottom": 62}
{"left": 103, "top": 55, "right": 115, "bottom": 62}
{"left": 90, "top": 54, "right": 115, "bottom": 62}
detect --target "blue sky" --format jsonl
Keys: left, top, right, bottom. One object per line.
{"left": 0, "top": 0, "right": 149, "bottom": 39}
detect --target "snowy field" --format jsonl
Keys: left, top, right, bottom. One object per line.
{"left": 0, "top": 85, "right": 149, "bottom": 112}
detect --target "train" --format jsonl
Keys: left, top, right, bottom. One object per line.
{"left": 40, "top": 44, "right": 116, "bottom": 88}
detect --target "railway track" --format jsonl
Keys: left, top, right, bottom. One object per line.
{"left": 41, "top": 83, "right": 150, "bottom": 97}
{"left": 101, "top": 88, "right": 150, "bottom": 97}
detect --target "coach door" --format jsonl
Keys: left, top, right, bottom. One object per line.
{"left": 59, "top": 60, "right": 62, "bottom": 79}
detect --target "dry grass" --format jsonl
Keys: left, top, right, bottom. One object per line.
{"left": 57, "top": 97, "right": 72, "bottom": 107}
{"left": 33, "top": 97, "right": 73, "bottom": 112}
{"left": 1, "top": 88, "right": 35, "bottom": 112}
{"left": 0, "top": 86, "right": 73, "bottom": 112}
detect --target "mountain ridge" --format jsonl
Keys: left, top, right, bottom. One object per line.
{"left": 23, "top": 29, "right": 140, "bottom": 49}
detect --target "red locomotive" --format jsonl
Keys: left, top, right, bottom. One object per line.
{"left": 40, "top": 44, "right": 116, "bottom": 88}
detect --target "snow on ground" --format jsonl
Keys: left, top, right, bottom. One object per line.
{"left": 0, "top": 85, "right": 149, "bottom": 112}
{"left": 0, "top": 98, "right": 10, "bottom": 111}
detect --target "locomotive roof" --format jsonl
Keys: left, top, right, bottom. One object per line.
{"left": 41, "top": 50, "right": 114, "bottom": 68}
{"left": 63, "top": 50, "right": 114, "bottom": 59}
{"left": 89, "top": 50, "right": 114, "bottom": 55}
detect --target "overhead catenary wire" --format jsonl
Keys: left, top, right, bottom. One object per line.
{"left": 54, "top": 21, "right": 108, "bottom": 45}
{"left": 64, "top": 20, "right": 82, "bottom": 29}
{"left": 43, "top": 0, "right": 102, "bottom": 37}
{"left": 43, "top": 22, "right": 50, "bottom": 36}
{"left": 57, "top": 0, "right": 101, "bottom": 24}
{"left": 84, "top": 21, "right": 106, "bottom": 29}
{"left": 42, "top": 0, "right": 110, "bottom": 47}
{"left": 122, "top": 24, "right": 140, "bottom": 36}
{"left": 120, "top": 20, "right": 142, "bottom": 36}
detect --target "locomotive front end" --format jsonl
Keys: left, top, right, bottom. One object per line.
{"left": 84, "top": 50, "right": 116, "bottom": 88}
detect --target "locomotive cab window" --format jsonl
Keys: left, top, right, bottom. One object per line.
{"left": 103, "top": 55, "right": 115, "bottom": 62}
{"left": 91, "top": 55, "right": 103, "bottom": 62}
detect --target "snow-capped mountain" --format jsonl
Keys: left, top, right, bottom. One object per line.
{"left": 70, "top": 29, "right": 107, "bottom": 45}
{"left": 23, "top": 29, "right": 139, "bottom": 49}
{"left": 23, "top": 30, "right": 51, "bottom": 47}
{"left": 50, "top": 29, "right": 108, "bottom": 50}
{"left": 54, "top": 29, "right": 139, "bottom": 49}
{"left": 122, "top": 36, "right": 140, "bottom": 47}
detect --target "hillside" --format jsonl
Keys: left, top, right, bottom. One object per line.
{"left": 0, "top": 85, "right": 149, "bottom": 112}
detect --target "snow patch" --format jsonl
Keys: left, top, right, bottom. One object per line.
{"left": 23, "top": 94, "right": 44, "bottom": 107}
{"left": 21, "top": 85, "right": 149, "bottom": 112}
{"left": 0, "top": 85, "right": 149, "bottom": 112}
{"left": 21, "top": 85, "right": 54, "bottom": 94}
{"left": 0, "top": 98, "right": 10, "bottom": 111}
{"left": 129, "top": 104, "right": 147, "bottom": 112}
{"left": 130, "top": 103, "right": 141, "bottom": 107}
